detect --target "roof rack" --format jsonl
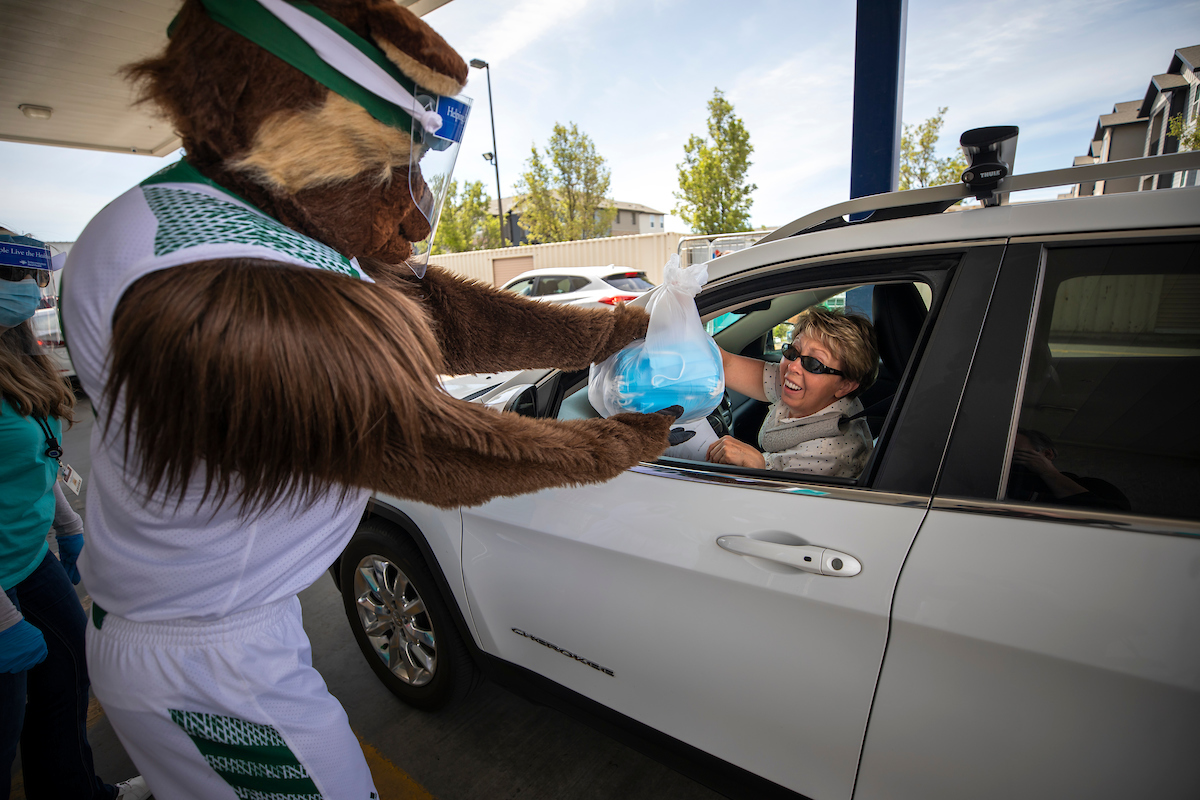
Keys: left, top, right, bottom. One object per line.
{"left": 756, "top": 150, "right": 1200, "bottom": 246}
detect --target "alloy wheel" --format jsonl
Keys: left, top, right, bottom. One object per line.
{"left": 352, "top": 554, "right": 436, "bottom": 686}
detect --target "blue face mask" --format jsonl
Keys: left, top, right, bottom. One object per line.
{"left": 0, "top": 278, "right": 42, "bottom": 327}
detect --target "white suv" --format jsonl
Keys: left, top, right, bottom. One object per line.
{"left": 335, "top": 150, "right": 1200, "bottom": 800}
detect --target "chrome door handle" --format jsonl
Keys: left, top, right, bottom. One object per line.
{"left": 716, "top": 535, "right": 862, "bottom": 576}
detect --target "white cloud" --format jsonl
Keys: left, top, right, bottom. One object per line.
{"left": 430, "top": 0, "right": 602, "bottom": 70}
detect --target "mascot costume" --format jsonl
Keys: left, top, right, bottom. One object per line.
{"left": 61, "top": 1, "right": 681, "bottom": 796}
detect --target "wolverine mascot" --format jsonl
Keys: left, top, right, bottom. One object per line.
{"left": 61, "top": 1, "right": 680, "bottom": 796}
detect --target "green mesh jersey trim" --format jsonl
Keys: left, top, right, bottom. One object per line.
{"left": 169, "top": 710, "right": 323, "bottom": 799}
{"left": 141, "top": 181, "right": 364, "bottom": 281}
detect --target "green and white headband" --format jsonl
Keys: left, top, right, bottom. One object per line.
{"left": 183, "top": 0, "right": 445, "bottom": 136}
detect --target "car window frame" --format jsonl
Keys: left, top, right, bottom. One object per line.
{"left": 933, "top": 232, "right": 1200, "bottom": 537}
{"left": 686, "top": 261, "right": 951, "bottom": 493}
{"left": 505, "top": 278, "right": 535, "bottom": 297}
{"left": 539, "top": 245, "right": 1007, "bottom": 498}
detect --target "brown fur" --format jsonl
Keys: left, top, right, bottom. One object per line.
{"left": 108, "top": 0, "right": 673, "bottom": 513}
{"left": 375, "top": 40, "right": 464, "bottom": 98}
{"left": 108, "top": 262, "right": 662, "bottom": 510}
{"left": 123, "top": 0, "right": 462, "bottom": 261}
{"left": 230, "top": 94, "right": 414, "bottom": 194}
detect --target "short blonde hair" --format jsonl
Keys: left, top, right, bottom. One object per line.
{"left": 792, "top": 308, "right": 879, "bottom": 397}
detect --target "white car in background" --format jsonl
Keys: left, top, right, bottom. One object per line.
{"left": 500, "top": 266, "right": 655, "bottom": 309}
{"left": 32, "top": 300, "right": 76, "bottom": 385}
{"left": 336, "top": 147, "right": 1200, "bottom": 800}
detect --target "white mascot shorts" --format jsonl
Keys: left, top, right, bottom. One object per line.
{"left": 86, "top": 596, "right": 378, "bottom": 800}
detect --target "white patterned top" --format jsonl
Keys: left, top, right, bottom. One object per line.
{"left": 62, "top": 161, "right": 371, "bottom": 622}
{"left": 759, "top": 361, "right": 873, "bottom": 478}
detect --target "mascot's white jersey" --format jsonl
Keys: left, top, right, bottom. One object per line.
{"left": 63, "top": 160, "right": 372, "bottom": 622}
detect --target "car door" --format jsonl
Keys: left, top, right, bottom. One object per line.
{"left": 460, "top": 246, "right": 1005, "bottom": 799}
{"left": 855, "top": 236, "right": 1200, "bottom": 799}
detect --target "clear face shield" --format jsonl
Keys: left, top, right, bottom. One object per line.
{"left": 406, "top": 93, "right": 471, "bottom": 278}
{"left": 0, "top": 235, "right": 55, "bottom": 333}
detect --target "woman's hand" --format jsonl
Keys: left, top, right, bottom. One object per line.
{"left": 56, "top": 534, "right": 84, "bottom": 585}
{"left": 707, "top": 435, "right": 767, "bottom": 469}
{"left": 1012, "top": 447, "right": 1089, "bottom": 499}
{"left": 1011, "top": 447, "right": 1057, "bottom": 478}
{"left": 0, "top": 620, "right": 48, "bottom": 673}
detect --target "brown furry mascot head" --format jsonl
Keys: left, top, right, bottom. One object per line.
{"left": 129, "top": 0, "right": 468, "bottom": 264}
{"left": 72, "top": 0, "right": 677, "bottom": 512}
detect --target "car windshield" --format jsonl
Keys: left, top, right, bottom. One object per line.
{"left": 603, "top": 272, "right": 654, "bottom": 292}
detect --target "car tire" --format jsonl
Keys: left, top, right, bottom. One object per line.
{"left": 339, "top": 518, "right": 479, "bottom": 710}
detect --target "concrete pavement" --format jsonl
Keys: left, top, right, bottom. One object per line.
{"left": 9, "top": 395, "right": 721, "bottom": 799}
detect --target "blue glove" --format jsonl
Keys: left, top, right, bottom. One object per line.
{"left": 0, "top": 619, "right": 49, "bottom": 673}
{"left": 56, "top": 533, "right": 84, "bottom": 585}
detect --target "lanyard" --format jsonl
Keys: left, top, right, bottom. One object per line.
{"left": 32, "top": 415, "right": 63, "bottom": 459}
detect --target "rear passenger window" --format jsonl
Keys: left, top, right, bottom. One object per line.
{"left": 1006, "top": 241, "right": 1200, "bottom": 521}
{"left": 536, "top": 277, "right": 573, "bottom": 296}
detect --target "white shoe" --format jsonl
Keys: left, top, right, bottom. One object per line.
{"left": 114, "top": 775, "right": 153, "bottom": 800}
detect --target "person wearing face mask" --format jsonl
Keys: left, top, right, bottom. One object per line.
{"left": 707, "top": 307, "right": 880, "bottom": 477}
{"left": 0, "top": 235, "right": 148, "bottom": 799}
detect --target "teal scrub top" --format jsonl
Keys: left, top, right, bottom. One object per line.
{"left": 0, "top": 399, "right": 60, "bottom": 588}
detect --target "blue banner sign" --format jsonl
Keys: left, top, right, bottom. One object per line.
{"left": 0, "top": 241, "right": 52, "bottom": 270}
{"left": 434, "top": 95, "right": 470, "bottom": 144}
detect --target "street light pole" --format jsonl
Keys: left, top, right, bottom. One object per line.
{"left": 469, "top": 58, "right": 509, "bottom": 246}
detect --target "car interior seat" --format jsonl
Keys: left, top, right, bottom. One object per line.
{"left": 857, "top": 282, "right": 928, "bottom": 436}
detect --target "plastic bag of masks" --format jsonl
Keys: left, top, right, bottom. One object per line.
{"left": 590, "top": 254, "right": 724, "bottom": 425}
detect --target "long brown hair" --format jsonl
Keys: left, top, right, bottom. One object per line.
{"left": 0, "top": 320, "right": 75, "bottom": 422}
{"left": 106, "top": 258, "right": 444, "bottom": 514}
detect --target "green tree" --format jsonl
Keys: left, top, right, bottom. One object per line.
{"left": 1167, "top": 113, "right": 1200, "bottom": 152}
{"left": 514, "top": 122, "right": 616, "bottom": 243}
{"left": 674, "top": 88, "right": 756, "bottom": 234}
{"left": 899, "top": 106, "right": 968, "bottom": 190}
{"left": 432, "top": 179, "right": 502, "bottom": 253}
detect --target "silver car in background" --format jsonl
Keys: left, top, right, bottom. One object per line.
{"left": 500, "top": 265, "right": 655, "bottom": 309}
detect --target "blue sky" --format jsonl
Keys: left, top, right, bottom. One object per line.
{"left": 1, "top": 0, "right": 1197, "bottom": 242}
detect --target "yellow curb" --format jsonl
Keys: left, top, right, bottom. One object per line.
{"left": 52, "top": 693, "right": 429, "bottom": 800}
{"left": 356, "top": 734, "right": 436, "bottom": 800}
{"left": 87, "top": 694, "right": 106, "bottom": 728}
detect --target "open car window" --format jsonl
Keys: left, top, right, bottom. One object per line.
{"left": 557, "top": 273, "right": 942, "bottom": 490}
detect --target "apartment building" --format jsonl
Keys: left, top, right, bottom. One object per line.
{"left": 1074, "top": 44, "right": 1199, "bottom": 196}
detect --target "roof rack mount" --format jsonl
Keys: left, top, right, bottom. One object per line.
{"left": 757, "top": 149, "right": 1200, "bottom": 246}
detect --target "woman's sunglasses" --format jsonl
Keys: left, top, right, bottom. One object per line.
{"left": 0, "top": 266, "right": 51, "bottom": 288}
{"left": 782, "top": 345, "right": 845, "bottom": 377}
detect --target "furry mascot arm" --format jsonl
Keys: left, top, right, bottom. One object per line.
{"left": 108, "top": 261, "right": 675, "bottom": 511}
{"left": 402, "top": 265, "right": 650, "bottom": 375}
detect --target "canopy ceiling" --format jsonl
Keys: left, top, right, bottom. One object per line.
{"left": 0, "top": 0, "right": 453, "bottom": 156}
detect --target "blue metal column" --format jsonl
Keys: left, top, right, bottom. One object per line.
{"left": 849, "top": 0, "right": 908, "bottom": 201}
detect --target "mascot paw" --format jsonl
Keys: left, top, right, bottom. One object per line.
{"left": 608, "top": 405, "right": 684, "bottom": 462}
{"left": 652, "top": 405, "right": 684, "bottom": 422}
{"left": 668, "top": 427, "right": 697, "bottom": 446}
